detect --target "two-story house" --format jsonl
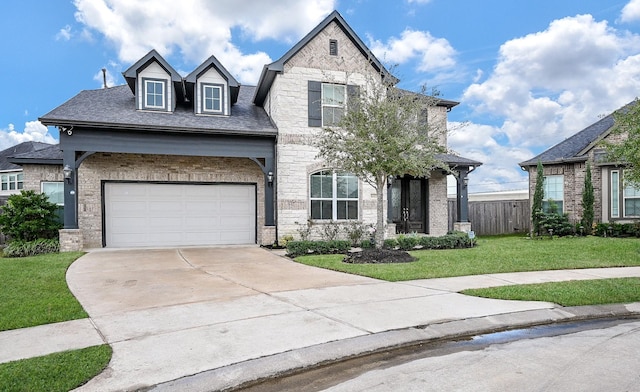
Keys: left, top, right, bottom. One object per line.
{"left": 17, "top": 11, "right": 480, "bottom": 251}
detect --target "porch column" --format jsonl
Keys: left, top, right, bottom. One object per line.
{"left": 456, "top": 168, "right": 470, "bottom": 223}
{"left": 62, "top": 149, "right": 78, "bottom": 229}
{"left": 263, "top": 158, "right": 275, "bottom": 226}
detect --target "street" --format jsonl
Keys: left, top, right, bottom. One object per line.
{"left": 242, "top": 318, "right": 640, "bottom": 392}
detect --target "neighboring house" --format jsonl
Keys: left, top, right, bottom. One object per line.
{"left": 14, "top": 11, "right": 480, "bottom": 251}
{"left": 519, "top": 101, "right": 639, "bottom": 227}
{"left": 0, "top": 141, "right": 53, "bottom": 201}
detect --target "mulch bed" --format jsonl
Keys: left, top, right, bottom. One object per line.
{"left": 343, "top": 248, "right": 417, "bottom": 264}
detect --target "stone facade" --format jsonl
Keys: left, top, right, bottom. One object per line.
{"left": 76, "top": 153, "right": 265, "bottom": 248}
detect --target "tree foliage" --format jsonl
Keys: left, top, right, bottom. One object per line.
{"left": 314, "top": 73, "right": 448, "bottom": 247}
{"left": 581, "top": 162, "right": 595, "bottom": 232}
{"left": 531, "top": 161, "right": 545, "bottom": 236}
{"left": 606, "top": 99, "right": 640, "bottom": 185}
{"left": 0, "top": 190, "right": 61, "bottom": 242}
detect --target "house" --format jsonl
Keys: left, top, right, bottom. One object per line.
{"left": 0, "top": 141, "right": 55, "bottom": 201}
{"left": 15, "top": 11, "right": 480, "bottom": 251}
{"left": 519, "top": 101, "right": 639, "bottom": 227}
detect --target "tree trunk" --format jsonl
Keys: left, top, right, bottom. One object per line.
{"left": 375, "top": 173, "right": 386, "bottom": 249}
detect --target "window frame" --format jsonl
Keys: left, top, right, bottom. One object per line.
{"left": 622, "top": 171, "right": 640, "bottom": 218}
{"left": 142, "top": 78, "right": 167, "bottom": 110}
{"left": 201, "top": 83, "right": 224, "bottom": 114}
{"left": 542, "top": 174, "right": 564, "bottom": 213}
{"left": 309, "top": 170, "right": 359, "bottom": 221}
{"left": 321, "top": 83, "right": 346, "bottom": 127}
{"left": 611, "top": 170, "right": 620, "bottom": 218}
{"left": 2, "top": 172, "right": 23, "bottom": 191}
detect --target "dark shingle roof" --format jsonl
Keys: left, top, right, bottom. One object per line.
{"left": 9, "top": 144, "right": 62, "bottom": 166}
{"left": 0, "top": 141, "right": 53, "bottom": 170}
{"left": 39, "top": 84, "right": 277, "bottom": 137}
{"left": 519, "top": 101, "right": 636, "bottom": 167}
{"left": 437, "top": 153, "right": 482, "bottom": 168}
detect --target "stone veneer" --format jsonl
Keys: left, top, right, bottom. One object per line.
{"left": 77, "top": 153, "right": 267, "bottom": 248}
{"left": 263, "top": 20, "right": 452, "bottom": 242}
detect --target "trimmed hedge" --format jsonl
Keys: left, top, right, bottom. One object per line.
{"left": 287, "top": 232, "right": 475, "bottom": 256}
{"left": 594, "top": 222, "right": 640, "bottom": 238}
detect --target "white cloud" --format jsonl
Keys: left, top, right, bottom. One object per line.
{"left": 621, "top": 0, "right": 640, "bottom": 23}
{"left": 56, "top": 25, "right": 72, "bottom": 41}
{"left": 369, "top": 29, "right": 456, "bottom": 72}
{"left": 72, "top": 0, "right": 335, "bottom": 84}
{"left": 0, "top": 122, "right": 57, "bottom": 151}
{"left": 460, "top": 14, "right": 640, "bottom": 190}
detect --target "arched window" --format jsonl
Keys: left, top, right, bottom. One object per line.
{"left": 310, "top": 170, "right": 359, "bottom": 220}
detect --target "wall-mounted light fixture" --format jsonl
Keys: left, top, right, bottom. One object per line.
{"left": 63, "top": 165, "right": 73, "bottom": 184}
{"left": 463, "top": 176, "right": 469, "bottom": 186}
{"left": 267, "top": 171, "right": 274, "bottom": 187}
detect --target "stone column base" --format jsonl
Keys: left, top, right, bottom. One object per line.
{"left": 59, "top": 229, "right": 83, "bottom": 252}
{"left": 260, "top": 226, "right": 276, "bottom": 246}
{"left": 453, "top": 222, "right": 472, "bottom": 233}
{"left": 385, "top": 223, "right": 397, "bottom": 239}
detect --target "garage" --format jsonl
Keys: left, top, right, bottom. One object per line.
{"left": 104, "top": 182, "right": 256, "bottom": 247}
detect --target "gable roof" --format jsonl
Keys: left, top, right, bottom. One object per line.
{"left": 518, "top": 101, "right": 636, "bottom": 167}
{"left": 0, "top": 141, "right": 53, "bottom": 171}
{"left": 39, "top": 84, "right": 277, "bottom": 137}
{"left": 122, "top": 49, "right": 183, "bottom": 101}
{"left": 185, "top": 55, "right": 240, "bottom": 105}
{"left": 253, "top": 10, "right": 394, "bottom": 106}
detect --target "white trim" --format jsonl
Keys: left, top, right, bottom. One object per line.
{"left": 321, "top": 83, "right": 345, "bottom": 127}
{"left": 611, "top": 170, "right": 619, "bottom": 218}
{"left": 309, "top": 170, "right": 359, "bottom": 220}
{"left": 202, "top": 83, "right": 224, "bottom": 114}
{"left": 143, "top": 78, "right": 166, "bottom": 110}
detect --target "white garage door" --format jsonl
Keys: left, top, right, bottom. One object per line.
{"left": 104, "top": 183, "right": 256, "bottom": 247}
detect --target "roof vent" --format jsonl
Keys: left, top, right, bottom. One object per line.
{"left": 329, "top": 39, "right": 338, "bottom": 56}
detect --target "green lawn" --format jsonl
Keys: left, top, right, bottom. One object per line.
{"left": 463, "top": 278, "right": 640, "bottom": 306}
{"left": 0, "top": 251, "right": 112, "bottom": 391}
{"left": 0, "top": 252, "right": 87, "bottom": 331}
{"left": 295, "top": 236, "right": 640, "bottom": 281}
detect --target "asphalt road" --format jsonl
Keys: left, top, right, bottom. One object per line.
{"left": 242, "top": 318, "right": 640, "bottom": 392}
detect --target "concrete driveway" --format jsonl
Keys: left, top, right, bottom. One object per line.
{"left": 68, "top": 246, "right": 378, "bottom": 391}
{"left": 67, "top": 246, "right": 559, "bottom": 391}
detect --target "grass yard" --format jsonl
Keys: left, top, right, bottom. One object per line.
{"left": 0, "top": 251, "right": 112, "bottom": 391}
{"left": 0, "top": 345, "right": 112, "bottom": 392}
{"left": 462, "top": 278, "right": 640, "bottom": 306}
{"left": 0, "top": 252, "right": 87, "bottom": 331}
{"left": 295, "top": 235, "right": 640, "bottom": 281}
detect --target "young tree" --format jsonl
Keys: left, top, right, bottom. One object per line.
{"left": 315, "top": 75, "right": 448, "bottom": 248}
{"left": 531, "top": 161, "right": 545, "bottom": 236}
{"left": 606, "top": 99, "right": 640, "bottom": 185}
{"left": 581, "top": 162, "right": 594, "bottom": 233}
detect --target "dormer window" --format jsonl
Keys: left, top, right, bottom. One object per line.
{"left": 143, "top": 78, "right": 167, "bottom": 110}
{"left": 203, "top": 84, "right": 223, "bottom": 114}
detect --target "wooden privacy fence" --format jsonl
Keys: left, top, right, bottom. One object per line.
{"left": 448, "top": 199, "right": 530, "bottom": 236}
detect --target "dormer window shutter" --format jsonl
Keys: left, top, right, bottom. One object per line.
{"left": 308, "top": 81, "right": 322, "bottom": 127}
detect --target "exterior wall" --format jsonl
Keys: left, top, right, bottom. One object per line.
{"left": 22, "top": 165, "right": 64, "bottom": 191}
{"left": 270, "top": 20, "right": 384, "bottom": 242}
{"left": 428, "top": 172, "right": 449, "bottom": 236}
{"left": 76, "top": 153, "right": 265, "bottom": 248}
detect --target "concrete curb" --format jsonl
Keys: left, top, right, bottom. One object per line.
{"left": 149, "top": 304, "right": 640, "bottom": 392}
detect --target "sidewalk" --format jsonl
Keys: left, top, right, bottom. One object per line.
{"left": 2, "top": 265, "right": 640, "bottom": 391}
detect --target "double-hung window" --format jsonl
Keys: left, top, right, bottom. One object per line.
{"left": 542, "top": 175, "right": 564, "bottom": 213}
{"left": 144, "top": 78, "right": 165, "bottom": 110}
{"left": 322, "top": 83, "right": 345, "bottom": 126}
{"left": 202, "top": 84, "right": 223, "bottom": 114}
{"left": 1, "top": 173, "right": 23, "bottom": 191}
{"left": 310, "top": 170, "right": 358, "bottom": 220}
{"left": 610, "top": 170, "right": 640, "bottom": 218}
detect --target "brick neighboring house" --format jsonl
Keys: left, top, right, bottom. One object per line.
{"left": 519, "top": 101, "right": 640, "bottom": 227}
{"left": 14, "top": 11, "right": 480, "bottom": 251}
{"left": 0, "top": 141, "right": 54, "bottom": 201}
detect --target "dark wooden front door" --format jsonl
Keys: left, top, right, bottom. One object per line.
{"left": 391, "top": 177, "right": 428, "bottom": 234}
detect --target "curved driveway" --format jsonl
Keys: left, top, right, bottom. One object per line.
{"left": 68, "top": 246, "right": 562, "bottom": 391}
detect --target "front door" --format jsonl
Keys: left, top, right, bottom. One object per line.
{"left": 391, "top": 177, "right": 428, "bottom": 234}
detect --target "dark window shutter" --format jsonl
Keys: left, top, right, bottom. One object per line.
{"left": 308, "top": 80, "right": 322, "bottom": 127}
{"left": 347, "top": 84, "right": 360, "bottom": 113}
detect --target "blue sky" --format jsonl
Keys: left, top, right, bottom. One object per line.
{"left": 2, "top": 0, "right": 640, "bottom": 193}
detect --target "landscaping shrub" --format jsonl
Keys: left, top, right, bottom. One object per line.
{"left": 534, "top": 210, "right": 574, "bottom": 237}
{"left": 594, "top": 222, "right": 640, "bottom": 237}
{"left": 3, "top": 239, "right": 60, "bottom": 258}
{"left": 0, "top": 190, "right": 61, "bottom": 242}
{"left": 286, "top": 240, "right": 350, "bottom": 257}
{"left": 396, "top": 233, "right": 420, "bottom": 250}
